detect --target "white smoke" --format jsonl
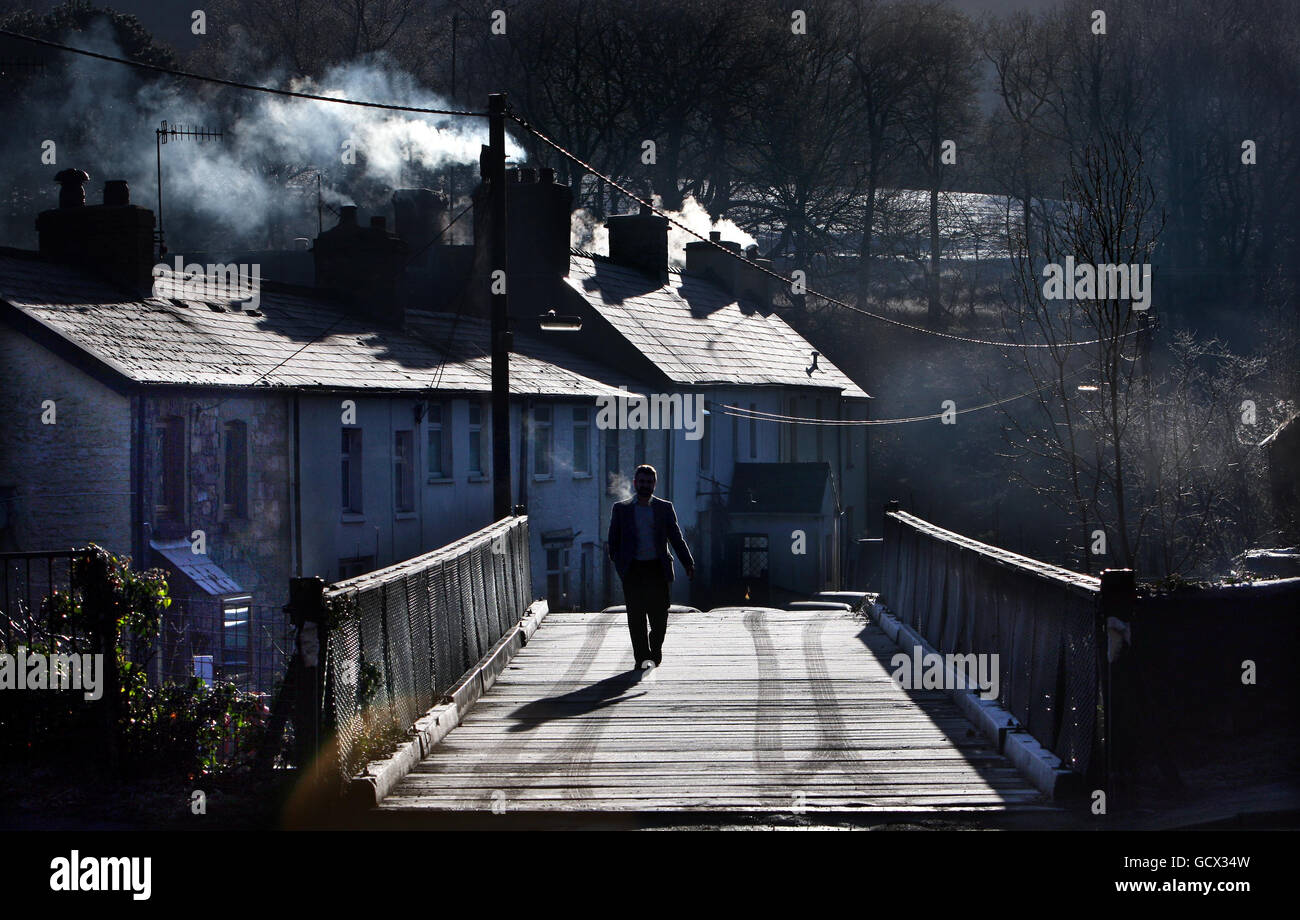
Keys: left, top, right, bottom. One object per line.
{"left": 3, "top": 22, "right": 523, "bottom": 248}
{"left": 607, "top": 471, "right": 634, "bottom": 501}
{"left": 569, "top": 194, "right": 757, "bottom": 269}
{"left": 659, "top": 195, "right": 757, "bottom": 269}
{"left": 569, "top": 207, "right": 609, "bottom": 254}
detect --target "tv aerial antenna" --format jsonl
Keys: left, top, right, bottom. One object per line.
{"left": 155, "top": 120, "right": 226, "bottom": 258}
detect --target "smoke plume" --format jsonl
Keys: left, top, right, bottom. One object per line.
{"left": 570, "top": 194, "right": 757, "bottom": 270}
{"left": 2, "top": 21, "right": 523, "bottom": 249}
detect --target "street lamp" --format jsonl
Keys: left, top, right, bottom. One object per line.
{"left": 538, "top": 309, "right": 582, "bottom": 332}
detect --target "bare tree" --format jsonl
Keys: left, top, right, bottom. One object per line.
{"left": 843, "top": 0, "right": 923, "bottom": 304}
{"left": 998, "top": 129, "right": 1163, "bottom": 573}
{"left": 895, "top": 2, "right": 979, "bottom": 329}
{"left": 729, "top": 7, "right": 865, "bottom": 279}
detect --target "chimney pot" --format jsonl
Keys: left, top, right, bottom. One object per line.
{"left": 339, "top": 205, "right": 358, "bottom": 226}
{"left": 639, "top": 203, "right": 653, "bottom": 217}
{"left": 370, "top": 215, "right": 386, "bottom": 230}
{"left": 709, "top": 230, "right": 721, "bottom": 242}
{"left": 540, "top": 167, "right": 556, "bottom": 183}
{"left": 103, "top": 180, "right": 130, "bottom": 207}
{"left": 519, "top": 167, "right": 536, "bottom": 183}
{"left": 54, "top": 169, "right": 90, "bottom": 209}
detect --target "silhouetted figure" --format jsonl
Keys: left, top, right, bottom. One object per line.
{"left": 607, "top": 464, "right": 694, "bottom": 669}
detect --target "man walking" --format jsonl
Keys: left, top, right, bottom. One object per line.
{"left": 607, "top": 464, "right": 694, "bottom": 669}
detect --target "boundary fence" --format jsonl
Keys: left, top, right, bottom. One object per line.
{"left": 882, "top": 503, "right": 1300, "bottom": 808}
{"left": 283, "top": 513, "right": 532, "bottom": 789}
{"left": 881, "top": 504, "right": 1111, "bottom": 789}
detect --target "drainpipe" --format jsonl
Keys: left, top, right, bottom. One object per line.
{"left": 131, "top": 391, "right": 144, "bottom": 567}
{"left": 292, "top": 394, "right": 302, "bottom": 576}
{"left": 517, "top": 399, "right": 529, "bottom": 511}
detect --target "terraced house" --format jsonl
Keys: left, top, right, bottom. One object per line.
{"left": 0, "top": 168, "right": 870, "bottom": 689}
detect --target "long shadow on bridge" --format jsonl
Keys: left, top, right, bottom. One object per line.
{"left": 503, "top": 670, "right": 650, "bottom": 731}
{"left": 344, "top": 607, "right": 1081, "bottom": 829}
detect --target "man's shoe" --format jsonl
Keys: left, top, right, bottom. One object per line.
{"left": 640, "top": 659, "right": 656, "bottom": 670}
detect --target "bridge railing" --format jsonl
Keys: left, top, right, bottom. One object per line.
{"left": 284, "top": 513, "right": 531, "bottom": 789}
{"left": 881, "top": 506, "right": 1108, "bottom": 784}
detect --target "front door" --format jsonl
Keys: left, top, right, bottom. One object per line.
{"left": 737, "top": 533, "right": 770, "bottom": 606}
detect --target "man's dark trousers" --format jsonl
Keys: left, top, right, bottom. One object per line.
{"left": 623, "top": 559, "right": 670, "bottom": 664}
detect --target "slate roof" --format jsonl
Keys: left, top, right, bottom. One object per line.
{"left": 728, "top": 462, "right": 832, "bottom": 515}
{"left": 150, "top": 538, "right": 245, "bottom": 597}
{"left": 0, "top": 252, "right": 632, "bottom": 399}
{"left": 565, "top": 255, "right": 870, "bottom": 399}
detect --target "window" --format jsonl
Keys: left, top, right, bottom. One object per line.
{"left": 153, "top": 416, "right": 185, "bottom": 521}
{"left": 572, "top": 406, "right": 591, "bottom": 475}
{"left": 341, "top": 428, "right": 363, "bottom": 513}
{"left": 426, "top": 403, "right": 450, "bottom": 479}
{"left": 741, "top": 534, "right": 770, "bottom": 578}
{"left": 222, "top": 421, "right": 248, "bottom": 518}
{"left": 394, "top": 429, "right": 415, "bottom": 512}
{"left": 748, "top": 404, "right": 757, "bottom": 459}
{"left": 221, "top": 598, "right": 251, "bottom": 689}
{"left": 546, "top": 546, "right": 571, "bottom": 609}
{"left": 468, "top": 402, "right": 486, "bottom": 477}
{"left": 700, "top": 400, "right": 712, "bottom": 471}
{"left": 533, "top": 406, "right": 553, "bottom": 477}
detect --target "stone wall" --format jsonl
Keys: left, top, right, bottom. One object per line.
{"left": 0, "top": 326, "right": 132, "bottom": 555}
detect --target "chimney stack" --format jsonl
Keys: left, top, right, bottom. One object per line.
{"left": 392, "top": 187, "right": 449, "bottom": 257}
{"left": 606, "top": 202, "right": 669, "bottom": 281}
{"left": 36, "top": 171, "right": 156, "bottom": 292}
{"left": 313, "top": 206, "right": 410, "bottom": 326}
{"left": 471, "top": 166, "right": 573, "bottom": 318}
{"left": 684, "top": 232, "right": 773, "bottom": 313}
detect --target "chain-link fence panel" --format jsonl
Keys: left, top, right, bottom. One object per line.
{"left": 318, "top": 516, "right": 532, "bottom": 789}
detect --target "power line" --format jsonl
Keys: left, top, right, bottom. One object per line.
{"left": 0, "top": 28, "right": 486, "bottom": 118}
{"left": 717, "top": 365, "right": 1094, "bottom": 426}
{"left": 508, "top": 110, "right": 1142, "bottom": 352}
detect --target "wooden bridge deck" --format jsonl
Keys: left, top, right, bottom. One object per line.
{"left": 377, "top": 608, "right": 1052, "bottom": 815}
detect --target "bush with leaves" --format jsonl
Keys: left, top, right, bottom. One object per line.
{"left": 1, "top": 544, "right": 271, "bottom": 778}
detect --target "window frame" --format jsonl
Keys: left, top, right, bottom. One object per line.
{"left": 467, "top": 401, "right": 488, "bottom": 479}
{"left": 154, "top": 416, "right": 186, "bottom": 522}
{"left": 394, "top": 428, "right": 415, "bottom": 512}
{"left": 341, "top": 427, "right": 363, "bottom": 514}
{"left": 572, "top": 406, "right": 591, "bottom": 477}
{"left": 426, "top": 401, "right": 452, "bottom": 481}
{"left": 222, "top": 420, "right": 248, "bottom": 519}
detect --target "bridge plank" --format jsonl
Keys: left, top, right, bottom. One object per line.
{"left": 376, "top": 608, "right": 1049, "bottom": 815}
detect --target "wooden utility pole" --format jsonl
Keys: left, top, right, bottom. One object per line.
{"left": 487, "top": 94, "right": 511, "bottom": 520}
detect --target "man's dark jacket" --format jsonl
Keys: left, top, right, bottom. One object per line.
{"left": 607, "top": 495, "right": 694, "bottom": 582}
